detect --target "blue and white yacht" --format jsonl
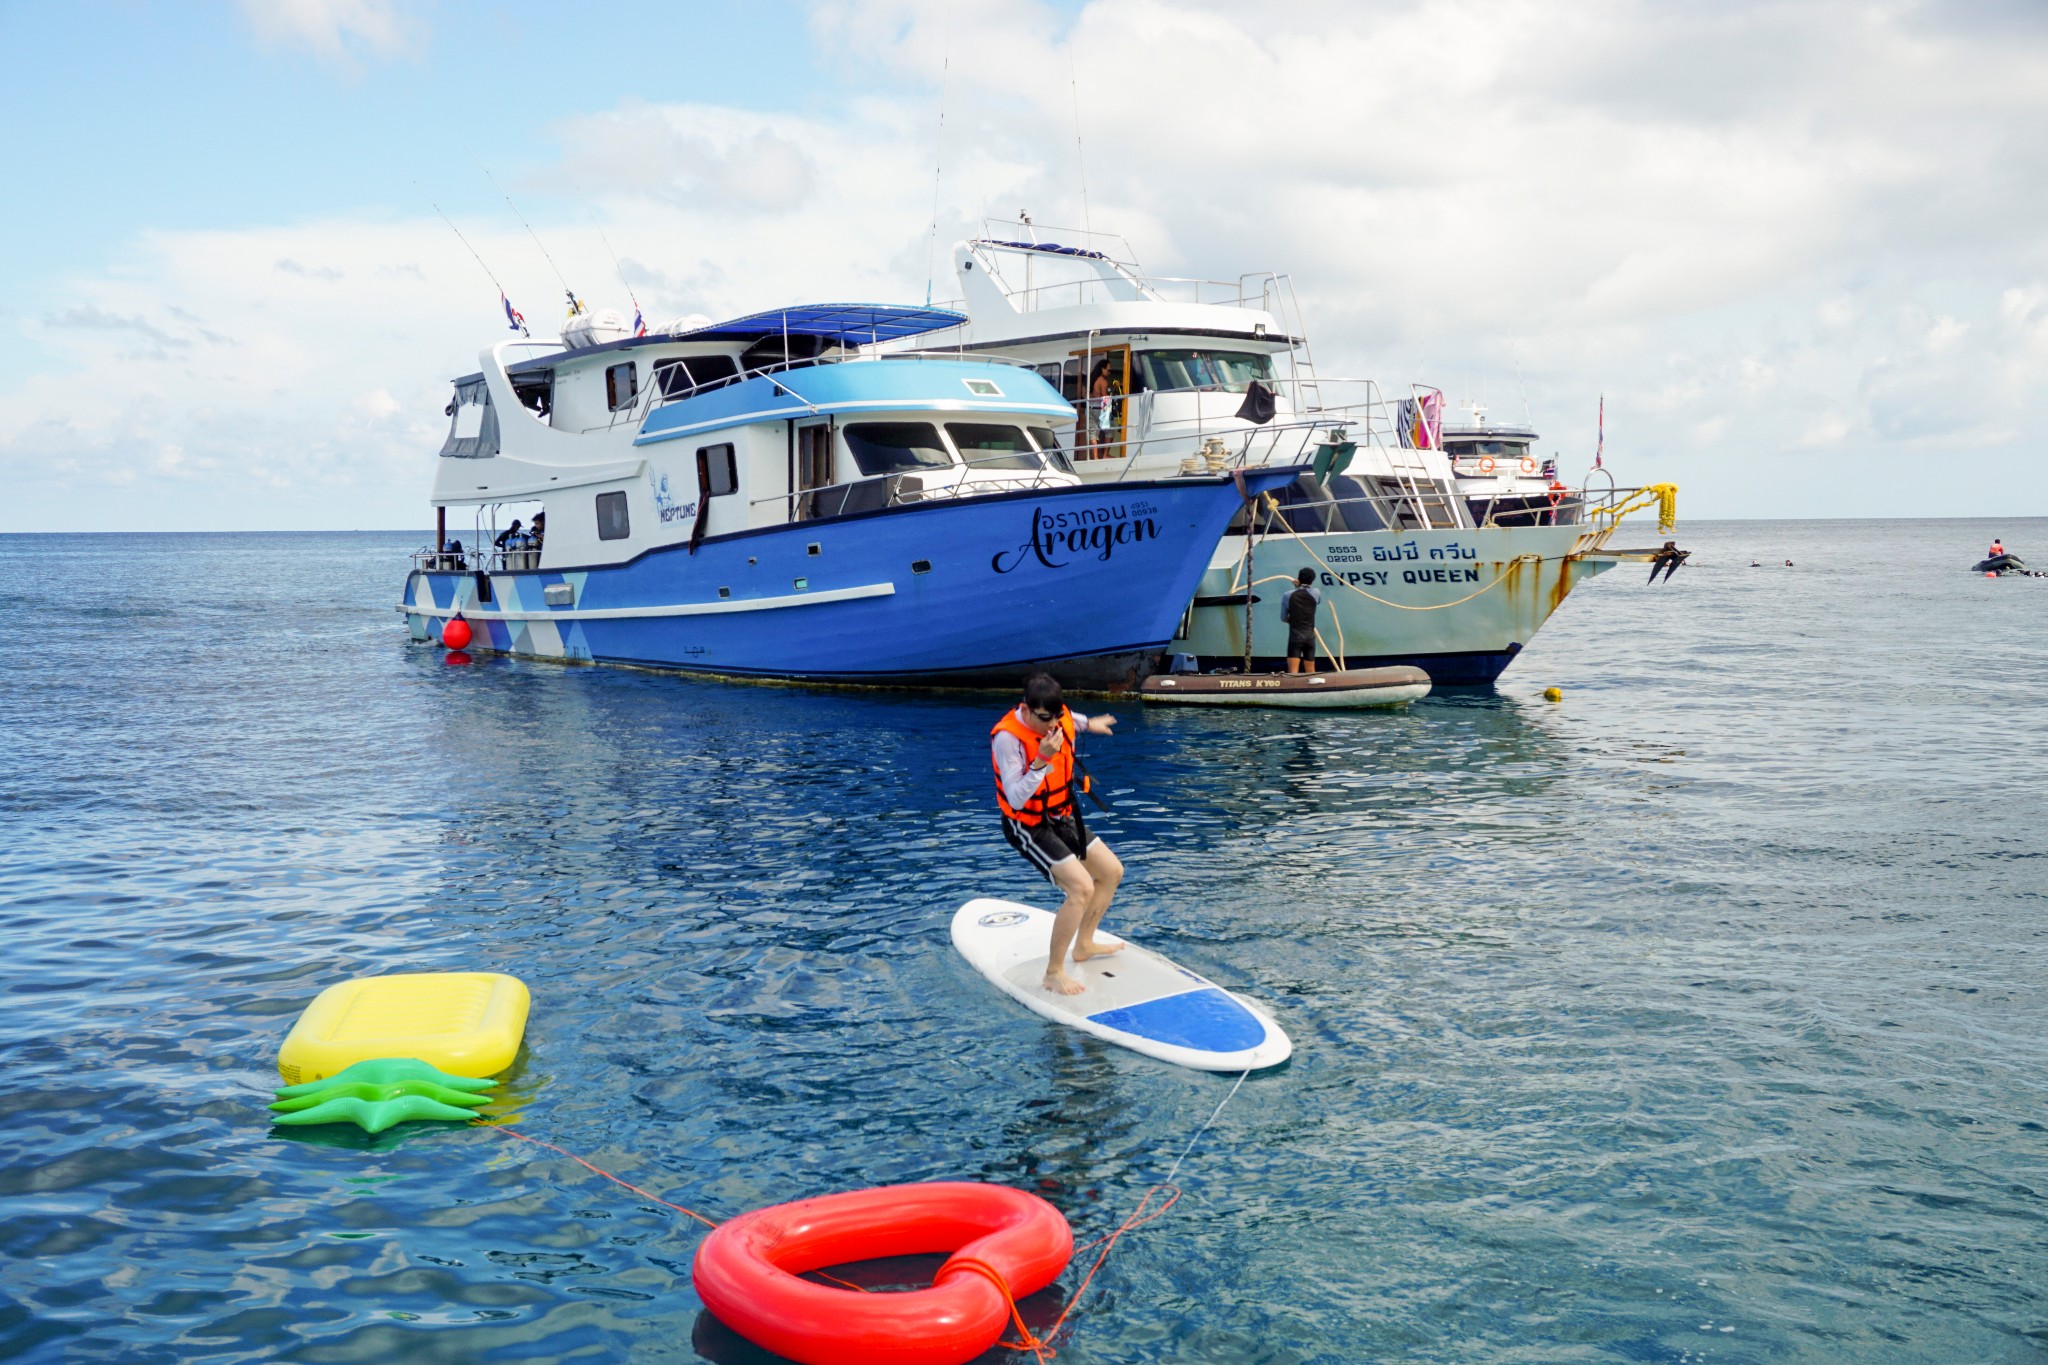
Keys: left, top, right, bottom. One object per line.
{"left": 401, "top": 303, "right": 1298, "bottom": 689}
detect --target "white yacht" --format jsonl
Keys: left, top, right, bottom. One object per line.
{"left": 908, "top": 231, "right": 1663, "bottom": 683}
{"left": 1440, "top": 402, "right": 1577, "bottom": 528}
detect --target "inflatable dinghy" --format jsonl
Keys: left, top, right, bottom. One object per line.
{"left": 1139, "top": 666, "right": 1430, "bottom": 709}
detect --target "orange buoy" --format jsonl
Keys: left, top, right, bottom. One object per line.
{"left": 441, "top": 617, "right": 472, "bottom": 649}
{"left": 694, "top": 1182, "right": 1072, "bottom": 1365}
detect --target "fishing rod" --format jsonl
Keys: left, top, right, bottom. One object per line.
{"left": 588, "top": 215, "right": 646, "bottom": 337}
{"left": 472, "top": 154, "right": 583, "bottom": 319}
{"left": 416, "top": 182, "right": 528, "bottom": 337}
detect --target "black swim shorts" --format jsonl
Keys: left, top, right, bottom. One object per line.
{"left": 1001, "top": 809, "right": 1095, "bottom": 881}
{"left": 1287, "top": 626, "right": 1317, "bottom": 659}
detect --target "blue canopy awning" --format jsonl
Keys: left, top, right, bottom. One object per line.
{"left": 676, "top": 303, "right": 967, "bottom": 345}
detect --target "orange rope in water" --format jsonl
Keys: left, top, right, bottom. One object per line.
{"left": 477, "top": 1064, "right": 1249, "bottom": 1359}
{"left": 482, "top": 1123, "right": 719, "bottom": 1228}
{"left": 479, "top": 1123, "right": 870, "bottom": 1290}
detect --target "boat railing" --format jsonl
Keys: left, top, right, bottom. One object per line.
{"left": 410, "top": 544, "right": 545, "bottom": 573}
{"left": 936, "top": 272, "right": 1284, "bottom": 315}
{"left": 747, "top": 450, "right": 1080, "bottom": 524}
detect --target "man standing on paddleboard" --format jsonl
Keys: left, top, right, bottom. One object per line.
{"left": 992, "top": 673, "right": 1124, "bottom": 996}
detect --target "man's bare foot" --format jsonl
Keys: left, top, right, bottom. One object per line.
{"left": 1072, "top": 940, "right": 1125, "bottom": 961}
{"left": 1042, "top": 969, "right": 1087, "bottom": 996}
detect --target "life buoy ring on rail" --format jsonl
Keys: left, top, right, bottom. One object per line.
{"left": 1477, "top": 456, "right": 1496, "bottom": 474}
{"left": 1520, "top": 456, "right": 1537, "bottom": 475}
{"left": 693, "top": 1182, "right": 1073, "bottom": 1365}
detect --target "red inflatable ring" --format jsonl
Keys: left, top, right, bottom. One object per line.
{"left": 693, "top": 1181, "right": 1072, "bottom": 1365}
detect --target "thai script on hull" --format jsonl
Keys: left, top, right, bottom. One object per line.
{"left": 993, "top": 501, "right": 1161, "bottom": 573}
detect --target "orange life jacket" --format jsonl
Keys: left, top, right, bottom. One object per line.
{"left": 992, "top": 706, "right": 1076, "bottom": 824}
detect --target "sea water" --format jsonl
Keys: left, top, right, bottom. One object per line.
{"left": 1, "top": 520, "right": 2043, "bottom": 1363}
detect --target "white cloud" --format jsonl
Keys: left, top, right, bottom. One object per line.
{"left": 235, "top": 0, "right": 421, "bottom": 68}
{"left": 8, "top": 0, "right": 2048, "bottom": 527}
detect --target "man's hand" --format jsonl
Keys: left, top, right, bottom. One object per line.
{"left": 1037, "top": 727, "right": 1066, "bottom": 761}
{"left": 1087, "top": 714, "right": 1117, "bottom": 736}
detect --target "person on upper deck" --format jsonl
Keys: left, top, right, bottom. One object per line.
{"left": 992, "top": 673, "right": 1123, "bottom": 997}
{"left": 1081, "top": 358, "right": 1121, "bottom": 452}
{"left": 531, "top": 512, "right": 545, "bottom": 547}
{"left": 494, "top": 519, "right": 524, "bottom": 551}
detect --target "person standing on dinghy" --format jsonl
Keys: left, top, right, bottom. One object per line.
{"left": 993, "top": 674, "right": 1124, "bottom": 997}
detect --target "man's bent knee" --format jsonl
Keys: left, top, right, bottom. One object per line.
{"left": 1052, "top": 861, "right": 1095, "bottom": 902}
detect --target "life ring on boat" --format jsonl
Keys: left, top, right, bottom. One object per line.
{"left": 693, "top": 1182, "right": 1072, "bottom": 1365}
{"left": 1520, "top": 457, "right": 1537, "bottom": 475}
{"left": 1477, "top": 457, "right": 1496, "bottom": 474}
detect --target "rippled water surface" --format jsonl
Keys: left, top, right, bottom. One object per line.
{"left": 3, "top": 520, "right": 2045, "bottom": 1363}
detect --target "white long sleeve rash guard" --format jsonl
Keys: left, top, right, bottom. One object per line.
{"left": 991, "top": 705, "right": 1090, "bottom": 812}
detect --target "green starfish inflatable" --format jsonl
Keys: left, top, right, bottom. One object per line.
{"left": 270, "top": 1057, "right": 498, "bottom": 1134}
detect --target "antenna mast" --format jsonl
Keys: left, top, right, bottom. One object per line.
{"left": 925, "top": 2, "right": 952, "bottom": 306}
{"left": 1069, "top": 47, "right": 1092, "bottom": 238}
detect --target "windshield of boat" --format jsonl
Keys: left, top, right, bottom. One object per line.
{"left": 843, "top": 422, "right": 956, "bottom": 475}
{"left": 1136, "top": 349, "right": 1273, "bottom": 394}
{"left": 1030, "top": 427, "right": 1073, "bottom": 472}
{"left": 1443, "top": 438, "right": 1529, "bottom": 458}
{"left": 948, "top": 422, "right": 1042, "bottom": 470}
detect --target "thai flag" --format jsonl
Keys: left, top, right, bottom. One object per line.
{"left": 502, "top": 292, "right": 526, "bottom": 333}
{"left": 632, "top": 304, "right": 647, "bottom": 337}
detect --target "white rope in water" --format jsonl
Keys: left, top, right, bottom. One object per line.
{"left": 1160, "top": 1068, "right": 1251, "bottom": 1189}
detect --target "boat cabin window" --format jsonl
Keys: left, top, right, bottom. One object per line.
{"left": 605, "top": 361, "right": 638, "bottom": 412}
{"left": 1029, "top": 427, "right": 1073, "bottom": 473}
{"left": 698, "top": 442, "right": 738, "bottom": 497}
{"left": 512, "top": 372, "right": 553, "bottom": 418}
{"left": 655, "top": 354, "right": 742, "bottom": 399}
{"left": 1135, "top": 349, "right": 1273, "bottom": 394}
{"left": 843, "top": 422, "right": 955, "bottom": 475}
{"left": 740, "top": 333, "right": 831, "bottom": 374}
{"left": 595, "top": 490, "right": 631, "bottom": 541}
{"left": 1443, "top": 438, "right": 1527, "bottom": 458}
{"left": 438, "top": 377, "right": 500, "bottom": 459}
{"left": 948, "top": 422, "right": 1042, "bottom": 470}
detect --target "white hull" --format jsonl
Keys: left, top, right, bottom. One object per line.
{"left": 1181, "top": 523, "right": 1616, "bottom": 684}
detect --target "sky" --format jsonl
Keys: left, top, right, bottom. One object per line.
{"left": 3, "top": 0, "right": 2046, "bottom": 531}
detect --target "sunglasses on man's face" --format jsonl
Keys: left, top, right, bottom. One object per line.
{"left": 1031, "top": 708, "right": 1058, "bottom": 722}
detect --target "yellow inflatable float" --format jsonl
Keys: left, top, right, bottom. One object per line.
{"left": 277, "top": 971, "right": 529, "bottom": 1085}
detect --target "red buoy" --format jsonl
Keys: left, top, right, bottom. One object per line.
{"left": 694, "top": 1182, "right": 1072, "bottom": 1365}
{"left": 441, "top": 617, "right": 472, "bottom": 649}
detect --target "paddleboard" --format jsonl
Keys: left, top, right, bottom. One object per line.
{"left": 951, "top": 898, "right": 1292, "bottom": 1071}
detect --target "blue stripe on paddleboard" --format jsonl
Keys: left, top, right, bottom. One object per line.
{"left": 1086, "top": 988, "right": 1265, "bottom": 1053}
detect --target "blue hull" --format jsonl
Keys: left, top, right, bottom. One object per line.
{"left": 405, "top": 473, "right": 1298, "bottom": 691}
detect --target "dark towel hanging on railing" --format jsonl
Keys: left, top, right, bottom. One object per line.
{"left": 1235, "top": 379, "right": 1277, "bottom": 426}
